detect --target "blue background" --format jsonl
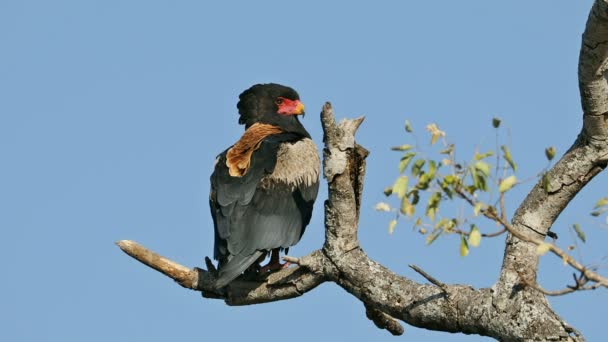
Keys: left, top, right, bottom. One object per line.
{"left": 1, "top": 1, "right": 605, "bottom": 341}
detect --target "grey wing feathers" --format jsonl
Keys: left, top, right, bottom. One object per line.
{"left": 210, "top": 133, "right": 317, "bottom": 288}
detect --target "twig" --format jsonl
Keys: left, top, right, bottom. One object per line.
{"left": 452, "top": 188, "right": 608, "bottom": 289}
{"left": 409, "top": 264, "right": 449, "bottom": 294}
{"left": 518, "top": 272, "right": 601, "bottom": 296}
{"left": 482, "top": 228, "right": 507, "bottom": 238}
{"left": 453, "top": 227, "right": 507, "bottom": 238}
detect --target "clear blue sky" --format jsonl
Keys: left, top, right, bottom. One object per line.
{"left": 1, "top": 1, "right": 605, "bottom": 341}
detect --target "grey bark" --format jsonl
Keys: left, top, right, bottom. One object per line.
{"left": 117, "top": 1, "right": 608, "bottom": 340}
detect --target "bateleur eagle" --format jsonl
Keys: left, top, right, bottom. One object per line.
{"left": 210, "top": 83, "right": 320, "bottom": 289}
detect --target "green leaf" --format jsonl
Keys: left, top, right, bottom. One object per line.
{"left": 474, "top": 151, "right": 494, "bottom": 160}
{"left": 594, "top": 197, "right": 608, "bottom": 209}
{"left": 536, "top": 242, "right": 551, "bottom": 256}
{"left": 426, "top": 123, "right": 445, "bottom": 145}
{"left": 426, "top": 192, "right": 442, "bottom": 222}
{"left": 374, "top": 202, "right": 391, "bottom": 212}
{"left": 425, "top": 229, "right": 442, "bottom": 245}
{"left": 392, "top": 176, "right": 409, "bottom": 199}
{"left": 501, "top": 145, "right": 517, "bottom": 172}
{"left": 469, "top": 162, "right": 490, "bottom": 192}
{"left": 572, "top": 224, "right": 586, "bottom": 243}
{"left": 405, "top": 120, "right": 413, "bottom": 133}
{"left": 400, "top": 197, "right": 415, "bottom": 217}
{"left": 399, "top": 152, "right": 416, "bottom": 174}
{"left": 439, "top": 178, "right": 454, "bottom": 199}
{"left": 410, "top": 189, "right": 420, "bottom": 205}
{"left": 545, "top": 146, "right": 556, "bottom": 161}
{"left": 474, "top": 161, "right": 491, "bottom": 176}
{"left": 417, "top": 173, "right": 431, "bottom": 190}
{"left": 388, "top": 219, "right": 397, "bottom": 234}
{"left": 591, "top": 210, "right": 603, "bottom": 217}
{"left": 435, "top": 218, "right": 450, "bottom": 230}
{"left": 460, "top": 235, "right": 469, "bottom": 257}
{"left": 444, "top": 174, "right": 457, "bottom": 185}
{"left": 468, "top": 225, "right": 481, "bottom": 247}
{"left": 492, "top": 117, "right": 501, "bottom": 128}
{"left": 428, "top": 160, "right": 437, "bottom": 179}
{"left": 498, "top": 175, "right": 517, "bottom": 193}
{"left": 391, "top": 144, "right": 413, "bottom": 151}
{"left": 439, "top": 144, "right": 454, "bottom": 155}
{"left": 541, "top": 172, "right": 550, "bottom": 193}
{"left": 473, "top": 202, "right": 484, "bottom": 216}
{"left": 411, "top": 159, "right": 426, "bottom": 177}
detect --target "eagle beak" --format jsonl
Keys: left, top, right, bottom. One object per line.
{"left": 293, "top": 101, "right": 305, "bottom": 115}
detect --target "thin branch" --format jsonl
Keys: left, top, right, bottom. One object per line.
{"left": 482, "top": 228, "right": 507, "bottom": 238}
{"left": 409, "top": 264, "right": 448, "bottom": 294}
{"left": 453, "top": 188, "right": 608, "bottom": 289}
{"left": 495, "top": 213, "right": 608, "bottom": 289}
{"left": 519, "top": 272, "right": 602, "bottom": 296}
{"left": 452, "top": 226, "right": 507, "bottom": 238}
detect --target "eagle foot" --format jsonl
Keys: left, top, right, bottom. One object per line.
{"left": 259, "top": 249, "right": 292, "bottom": 273}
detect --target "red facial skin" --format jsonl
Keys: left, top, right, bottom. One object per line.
{"left": 276, "top": 97, "right": 305, "bottom": 115}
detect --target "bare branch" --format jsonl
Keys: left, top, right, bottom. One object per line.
{"left": 519, "top": 272, "right": 602, "bottom": 296}
{"left": 481, "top": 228, "right": 507, "bottom": 238}
{"left": 492, "top": 211, "right": 608, "bottom": 289}
{"left": 409, "top": 264, "right": 449, "bottom": 294}
{"left": 452, "top": 188, "right": 608, "bottom": 289}
{"left": 116, "top": 239, "right": 327, "bottom": 305}
{"left": 116, "top": 240, "right": 198, "bottom": 289}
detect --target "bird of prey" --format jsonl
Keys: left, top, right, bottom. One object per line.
{"left": 209, "top": 83, "right": 320, "bottom": 289}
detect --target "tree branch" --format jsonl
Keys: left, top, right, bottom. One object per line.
{"left": 519, "top": 272, "right": 602, "bottom": 296}
{"left": 495, "top": 0, "right": 608, "bottom": 293}
{"left": 116, "top": 240, "right": 198, "bottom": 289}
{"left": 117, "top": 100, "right": 587, "bottom": 340}
{"left": 116, "top": 240, "right": 327, "bottom": 305}
{"left": 117, "top": 2, "right": 608, "bottom": 338}
{"left": 580, "top": 0, "right": 608, "bottom": 143}
{"left": 453, "top": 187, "right": 608, "bottom": 288}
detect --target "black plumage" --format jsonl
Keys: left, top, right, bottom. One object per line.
{"left": 210, "top": 84, "right": 320, "bottom": 289}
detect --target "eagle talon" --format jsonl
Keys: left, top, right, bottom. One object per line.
{"left": 259, "top": 249, "right": 293, "bottom": 273}
{"left": 259, "top": 261, "right": 291, "bottom": 273}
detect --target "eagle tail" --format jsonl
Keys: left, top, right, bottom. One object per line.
{"left": 215, "top": 251, "right": 265, "bottom": 289}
